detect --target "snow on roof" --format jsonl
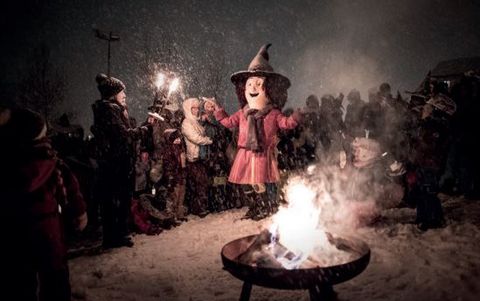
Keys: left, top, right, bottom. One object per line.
{"left": 430, "top": 56, "right": 480, "bottom": 78}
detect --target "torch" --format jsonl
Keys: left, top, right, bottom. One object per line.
{"left": 148, "top": 72, "right": 181, "bottom": 123}
{"left": 147, "top": 72, "right": 167, "bottom": 122}
{"left": 168, "top": 77, "right": 180, "bottom": 97}
{"left": 153, "top": 72, "right": 166, "bottom": 110}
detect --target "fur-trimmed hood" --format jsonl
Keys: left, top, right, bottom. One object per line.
{"left": 182, "top": 98, "right": 201, "bottom": 122}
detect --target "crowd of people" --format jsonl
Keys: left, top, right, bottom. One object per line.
{"left": 1, "top": 42, "right": 479, "bottom": 300}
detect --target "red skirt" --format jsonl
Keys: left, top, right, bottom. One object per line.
{"left": 228, "top": 148, "right": 280, "bottom": 184}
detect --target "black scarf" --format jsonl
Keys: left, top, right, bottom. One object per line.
{"left": 243, "top": 104, "right": 273, "bottom": 152}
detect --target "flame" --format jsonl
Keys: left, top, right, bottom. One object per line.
{"left": 155, "top": 73, "right": 165, "bottom": 89}
{"left": 168, "top": 78, "right": 180, "bottom": 96}
{"left": 269, "top": 181, "right": 332, "bottom": 269}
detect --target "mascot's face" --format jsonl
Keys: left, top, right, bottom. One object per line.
{"left": 245, "top": 76, "right": 268, "bottom": 110}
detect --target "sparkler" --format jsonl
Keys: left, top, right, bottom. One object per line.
{"left": 155, "top": 73, "right": 165, "bottom": 90}
{"left": 168, "top": 78, "right": 180, "bottom": 96}
{"left": 150, "top": 71, "right": 181, "bottom": 122}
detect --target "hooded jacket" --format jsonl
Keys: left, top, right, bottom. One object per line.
{"left": 181, "top": 98, "right": 212, "bottom": 162}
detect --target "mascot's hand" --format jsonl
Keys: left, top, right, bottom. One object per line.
{"left": 292, "top": 108, "right": 304, "bottom": 123}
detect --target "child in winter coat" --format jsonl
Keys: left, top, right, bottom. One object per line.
{"left": 199, "top": 99, "right": 230, "bottom": 211}
{"left": 131, "top": 193, "right": 176, "bottom": 235}
{"left": 181, "top": 98, "right": 212, "bottom": 217}
{"left": 160, "top": 128, "right": 188, "bottom": 223}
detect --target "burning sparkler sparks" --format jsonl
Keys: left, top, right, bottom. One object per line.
{"left": 155, "top": 72, "right": 165, "bottom": 90}
{"left": 153, "top": 71, "right": 180, "bottom": 96}
{"left": 151, "top": 71, "right": 182, "bottom": 113}
{"left": 168, "top": 77, "right": 180, "bottom": 96}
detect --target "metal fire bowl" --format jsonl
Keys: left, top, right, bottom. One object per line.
{"left": 221, "top": 234, "right": 370, "bottom": 290}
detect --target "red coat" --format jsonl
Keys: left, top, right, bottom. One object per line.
{"left": 1, "top": 139, "right": 86, "bottom": 270}
{"left": 215, "top": 108, "right": 300, "bottom": 184}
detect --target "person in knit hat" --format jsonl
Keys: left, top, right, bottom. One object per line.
{"left": 0, "top": 107, "right": 47, "bottom": 144}
{"left": 95, "top": 73, "right": 126, "bottom": 100}
{"left": 0, "top": 107, "right": 87, "bottom": 301}
{"left": 91, "top": 73, "right": 152, "bottom": 248}
{"left": 207, "top": 44, "right": 302, "bottom": 220}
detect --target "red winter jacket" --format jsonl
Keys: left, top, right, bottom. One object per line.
{"left": 1, "top": 138, "right": 86, "bottom": 269}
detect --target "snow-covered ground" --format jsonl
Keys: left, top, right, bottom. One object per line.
{"left": 70, "top": 194, "right": 480, "bottom": 301}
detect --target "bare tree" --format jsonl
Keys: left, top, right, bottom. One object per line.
{"left": 16, "top": 43, "right": 66, "bottom": 120}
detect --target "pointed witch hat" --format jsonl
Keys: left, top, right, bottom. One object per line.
{"left": 230, "top": 44, "right": 291, "bottom": 89}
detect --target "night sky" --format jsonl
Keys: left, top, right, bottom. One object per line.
{"left": 1, "top": 0, "right": 480, "bottom": 130}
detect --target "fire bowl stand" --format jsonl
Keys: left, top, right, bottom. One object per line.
{"left": 238, "top": 281, "right": 336, "bottom": 301}
{"left": 222, "top": 234, "right": 370, "bottom": 301}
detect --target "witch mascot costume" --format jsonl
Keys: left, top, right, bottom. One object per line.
{"left": 208, "top": 44, "right": 302, "bottom": 220}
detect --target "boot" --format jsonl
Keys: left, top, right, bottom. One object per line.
{"left": 242, "top": 202, "right": 259, "bottom": 220}
{"left": 251, "top": 192, "right": 269, "bottom": 221}
{"left": 242, "top": 187, "right": 259, "bottom": 220}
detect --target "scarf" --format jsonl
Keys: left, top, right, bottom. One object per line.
{"left": 243, "top": 104, "right": 273, "bottom": 152}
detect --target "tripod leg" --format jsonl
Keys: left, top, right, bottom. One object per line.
{"left": 309, "top": 284, "right": 336, "bottom": 301}
{"left": 239, "top": 282, "right": 252, "bottom": 301}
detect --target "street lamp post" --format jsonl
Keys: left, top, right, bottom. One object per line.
{"left": 94, "top": 29, "right": 120, "bottom": 76}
